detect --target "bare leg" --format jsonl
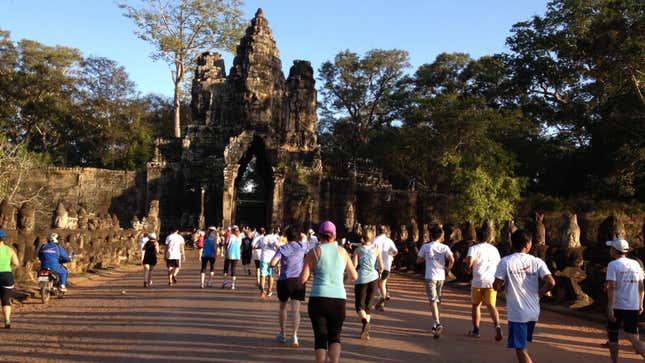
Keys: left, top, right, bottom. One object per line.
{"left": 314, "top": 349, "right": 326, "bottom": 363}
{"left": 148, "top": 265, "right": 154, "bottom": 284}
{"left": 200, "top": 272, "right": 205, "bottom": 287}
{"left": 167, "top": 267, "right": 173, "bottom": 284}
{"left": 486, "top": 303, "right": 500, "bottom": 326}
{"left": 2, "top": 305, "right": 10, "bottom": 324}
{"left": 279, "top": 301, "right": 287, "bottom": 335}
{"left": 328, "top": 342, "right": 342, "bottom": 363}
{"left": 431, "top": 302, "right": 440, "bottom": 324}
{"left": 290, "top": 300, "right": 301, "bottom": 337}
{"left": 143, "top": 265, "right": 150, "bottom": 285}
{"left": 268, "top": 277, "right": 274, "bottom": 294}
{"left": 515, "top": 348, "right": 533, "bottom": 363}
{"left": 260, "top": 276, "right": 266, "bottom": 295}
{"left": 472, "top": 303, "right": 481, "bottom": 330}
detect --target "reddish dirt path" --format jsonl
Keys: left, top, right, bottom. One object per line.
{"left": 1, "top": 256, "right": 642, "bottom": 362}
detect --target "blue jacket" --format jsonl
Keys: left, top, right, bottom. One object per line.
{"left": 38, "top": 243, "right": 71, "bottom": 269}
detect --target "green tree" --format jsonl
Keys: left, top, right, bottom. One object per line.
{"left": 318, "top": 49, "right": 410, "bottom": 160}
{"left": 119, "top": 0, "right": 245, "bottom": 138}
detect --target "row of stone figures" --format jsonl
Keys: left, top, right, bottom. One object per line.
{"left": 352, "top": 213, "right": 643, "bottom": 311}
{"left": 0, "top": 199, "right": 160, "bottom": 234}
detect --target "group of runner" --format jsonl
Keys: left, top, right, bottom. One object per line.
{"left": 137, "top": 220, "right": 645, "bottom": 363}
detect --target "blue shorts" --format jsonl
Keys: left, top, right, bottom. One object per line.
{"left": 260, "top": 261, "right": 273, "bottom": 277}
{"left": 508, "top": 321, "right": 536, "bottom": 349}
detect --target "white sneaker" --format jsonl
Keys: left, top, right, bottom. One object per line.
{"left": 60, "top": 285, "right": 67, "bottom": 292}
{"left": 291, "top": 336, "right": 299, "bottom": 348}
{"left": 231, "top": 284, "right": 236, "bottom": 290}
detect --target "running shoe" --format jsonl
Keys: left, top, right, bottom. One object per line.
{"left": 4, "top": 321, "right": 10, "bottom": 329}
{"left": 143, "top": 282, "right": 148, "bottom": 288}
{"left": 360, "top": 321, "right": 371, "bottom": 340}
{"left": 231, "top": 284, "right": 236, "bottom": 290}
{"left": 291, "top": 336, "right": 299, "bottom": 348}
{"left": 207, "top": 281, "right": 213, "bottom": 288}
{"left": 495, "top": 325, "right": 503, "bottom": 342}
{"left": 467, "top": 329, "right": 480, "bottom": 338}
{"left": 200, "top": 283, "right": 205, "bottom": 289}
{"left": 434, "top": 323, "right": 444, "bottom": 339}
{"left": 267, "top": 291, "right": 273, "bottom": 297}
{"left": 276, "top": 332, "right": 287, "bottom": 343}
{"left": 221, "top": 280, "right": 228, "bottom": 289}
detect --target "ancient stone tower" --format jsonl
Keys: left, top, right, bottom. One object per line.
{"left": 149, "top": 9, "right": 322, "bottom": 229}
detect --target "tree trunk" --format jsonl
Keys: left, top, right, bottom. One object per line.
{"left": 173, "top": 82, "right": 182, "bottom": 138}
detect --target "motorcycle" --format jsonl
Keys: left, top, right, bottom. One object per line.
{"left": 38, "top": 268, "right": 65, "bottom": 303}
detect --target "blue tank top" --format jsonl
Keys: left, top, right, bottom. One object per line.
{"left": 227, "top": 235, "right": 241, "bottom": 260}
{"left": 310, "top": 242, "right": 346, "bottom": 299}
{"left": 355, "top": 245, "right": 379, "bottom": 285}
{"left": 202, "top": 235, "right": 216, "bottom": 257}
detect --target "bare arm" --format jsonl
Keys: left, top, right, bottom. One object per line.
{"left": 270, "top": 255, "right": 280, "bottom": 268}
{"left": 352, "top": 251, "right": 359, "bottom": 269}
{"left": 376, "top": 252, "right": 384, "bottom": 274}
{"left": 416, "top": 255, "right": 424, "bottom": 265}
{"left": 181, "top": 244, "right": 186, "bottom": 260}
{"left": 446, "top": 254, "right": 455, "bottom": 271}
{"left": 539, "top": 274, "right": 556, "bottom": 297}
{"left": 607, "top": 280, "right": 616, "bottom": 321}
{"left": 639, "top": 281, "right": 644, "bottom": 315}
{"left": 493, "top": 278, "right": 505, "bottom": 292}
{"left": 10, "top": 247, "right": 19, "bottom": 267}
{"left": 299, "top": 251, "right": 313, "bottom": 285}
{"left": 343, "top": 248, "right": 358, "bottom": 281}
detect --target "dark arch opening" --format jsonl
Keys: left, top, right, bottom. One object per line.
{"left": 233, "top": 137, "right": 273, "bottom": 228}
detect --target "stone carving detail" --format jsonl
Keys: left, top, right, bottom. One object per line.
{"left": 143, "top": 200, "right": 160, "bottom": 233}
{"left": 534, "top": 212, "right": 546, "bottom": 245}
{"left": 54, "top": 203, "right": 69, "bottom": 229}
{"left": 598, "top": 215, "right": 625, "bottom": 242}
{"left": 0, "top": 199, "right": 17, "bottom": 230}
{"left": 18, "top": 202, "right": 35, "bottom": 232}
{"left": 464, "top": 221, "right": 477, "bottom": 242}
{"left": 559, "top": 214, "right": 581, "bottom": 248}
{"left": 422, "top": 224, "right": 430, "bottom": 243}
{"left": 410, "top": 220, "right": 419, "bottom": 243}
{"left": 343, "top": 201, "right": 355, "bottom": 232}
{"left": 78, "top": 208, "right": 89, "bottom": 230}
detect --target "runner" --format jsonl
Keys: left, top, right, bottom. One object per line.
{"left": 165, "top": 228, "right": 185, "bottom": 286}
{"left": 270, "top": 226, "right": 308, "bottom": 348}
{"left": 0, "top": 230, "right": 19, "bottom": 329}
{"left": 464, "top": 227, "right": 502, "bottom": 339}
{"left": 493, "top": 229, "right": 555, "bottom": 363}
{"left": 200, "top": 226, "right": 218, "bottom": 288}
{"left": 353, "top": 234, "right": 384, "bottom": 340}
{"left": 252, "top": 228, "right": 266, "bottom": 289}
{"left": 416, "top": 225, "right": 454, "bottom": 338}
{"left": 373, "top": 225, "right": 398, "bottom": 311}
{"left": 604, "top": 238, "right": 645, "bottom": 363}
{"left": 194, "top": 229, "right": 205, "bottom": 262}
{"left": 222, "top": 225, "right": 242, "bottom": 290}
{"left": 141, "top": 233, "right": 159, "bottom": 288}
{"left": 242, "top": 229, "right": 253, "bottom": 276}
{"left": 299, "top": 221, "right": 358, "bottom": 363}
{"left": 307, "top": 229, "right": 319, "bottom": 251}
{"left": 259, "top": 228, "right": 279, "bottom": 297}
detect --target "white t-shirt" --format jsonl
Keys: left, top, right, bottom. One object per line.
{"left": 165, "top": 233, "right": 185, "bottom": 260}
{"left": 606, "top": 257, "right": 645, "bottom": 310}
{"left": 251, "top": 235, "right": 264, "bottom": 261}
{"left": 495, "top": 253, "right": 551, "bottom": 322}
{"left": 467, "top": 242, "right": 501, "bottom": 288}
{"left": 260, "top": 233, "right": 278, "bottom": 262}
{"left": 417, "top": 241, "right": 453, "bottom": 280}
{"left": 307, "top": 236, "right": 319, "bottom": 252}
{"left": 374, "top": 234, "right": 398, "bottom": 271}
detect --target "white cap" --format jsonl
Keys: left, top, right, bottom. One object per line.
{"left": 208, "top": 226, "right": 216, "bottom": 230}
{"left": 148, "top": 232, "right": 157, "bottom": 240}
{"left": 308, "top": 229, "right": 315, "bottom": 235}
{"left": 606, "top": 238, "right": 629, "bottom": 253}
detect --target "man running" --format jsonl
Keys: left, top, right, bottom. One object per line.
{"left": 605, "top": 238, "right": 645, "bottom": 363}
{"left": 165, "top": 228, "right": 185, "bottom": 286}
{"left": 464, "top": 228, "right": 502, "bottom": 340}
{"left": 416, "top": 225, "right": 454, "bottom": 338}
{"left": 222, "top": 225, "right": 241, "bottom": 290}
{"left": 493, "top": 229, "right": 555, "bottom": 363}
{"left": 373, "top": 225, "right": 398, "bottom": 310}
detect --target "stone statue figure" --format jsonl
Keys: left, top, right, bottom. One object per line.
{"left": 598, "top": 215, "right": 625, "bottom": 242}
{"left": 464, "top": 221, "right": 477, "bottom": 242}
{"left": 559, "top": 214, "right": 581, "bottom": 248}
{"left": 422, "top": 224, "right": 430, "bottom": 243}
{"left": 77, "top": 208, "right": 89, "bottom": 230}
{"left": 18, "top": 202, "right": 35, "bottom": 232}
{"left": 0, "top": 199, "right": 17, "bottom": 230}
{"left": 54, "top": 203, "right": 69, "bottom": 229}
{"left": 343, "top": 201, "right": 355, "bottom": 232}
{"left": 534, "top": 212, "right": 546, "bottom": 245}
{"left": 410, "top": 220, "right": 419, "bottom": 243}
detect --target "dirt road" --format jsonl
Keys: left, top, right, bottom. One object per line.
{"left": 1, "top": 257, "right": 640, "bottom": 362}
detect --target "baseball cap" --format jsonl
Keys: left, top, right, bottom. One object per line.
{"left": 148, "top": 233, "right": 157, "bottom": 240}
{"left": 232, "top": 225, "right": 239, "bottom": 230}
{"left": 308, "top": 229, "right": 315, "bottom": 235}
{"left": 0, "top": 230, "right": 5, "bottom": 238}
{"left": 318, "top": 221, "right": 336, "bottom": 237}
{"left": 208, "top": 226, "right": 216, "bottom": 230}
{"left": 606, "top": 238, "right": 629, "bottom": 253}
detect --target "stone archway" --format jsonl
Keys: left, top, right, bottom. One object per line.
{"left": 232, "top": 137, "right": 273, "bottom": 227}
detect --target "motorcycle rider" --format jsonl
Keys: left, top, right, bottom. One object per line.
{"left": 38, "top": 233, "right": 71, "bottom": 291}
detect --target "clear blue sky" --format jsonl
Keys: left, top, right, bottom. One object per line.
{"left": 0, "top": 0, "right": 548, "bottom": 97}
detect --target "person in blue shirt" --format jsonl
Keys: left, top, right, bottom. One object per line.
{"left": 222, "top": 225, "right": 242, "bottom": 290}
{"left": 38, "top": 233, "right": 71, "bottom": 291}
{"left": 201, "top": 227, "right": 218, "bottom": 288}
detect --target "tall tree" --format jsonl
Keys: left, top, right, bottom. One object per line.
{"left": 318, "top": 49, "right": 410, "bottom": 159}
{"left": 119, "top": 0, "right": 245, "bottom": 138}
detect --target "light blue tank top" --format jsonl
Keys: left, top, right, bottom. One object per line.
{"left": 355, "top": 245, "right": 379, "bottom": 285}
{"left": 310, "top": 242, "right": 346, "bottom": 299}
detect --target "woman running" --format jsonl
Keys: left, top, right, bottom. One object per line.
{"left": 201, "top": 226, "right": 218, "bottom": 288}
{"left": 223, "top": 225, "right": 242, "bottom": 290}
{"left": 141, "top": 233, "right": 159, "bottom": 288}
{"left": 0, "top": 230, "right": 19, "bottom": 328}
{"left": 271, "top": 226, "right": 308, "bottom": 348}
{"left": 242, "top": 230, "right": 253, "bottom": 275}
{"left": 299, "top": 221, "right": 357, "bottom": 363}
{"left": 353, "top": 234, "right": 383, "bottom": 340}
